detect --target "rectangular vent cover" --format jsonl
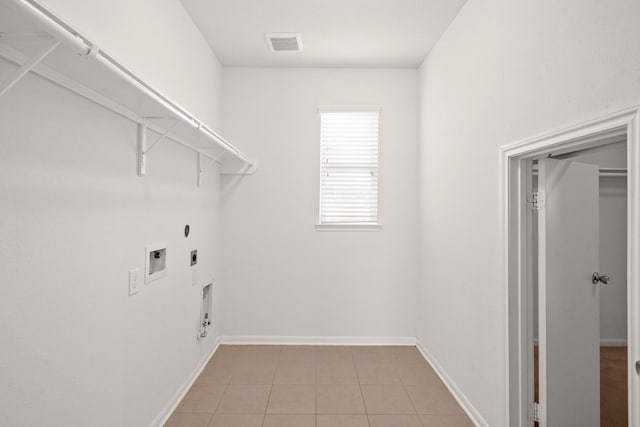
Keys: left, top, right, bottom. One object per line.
{"left": 265, "top": 33, "right": 303, "bottom": 52}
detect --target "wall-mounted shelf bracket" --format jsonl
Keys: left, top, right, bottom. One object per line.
{"left": 220, "top": 160, "right": 259, "bottom": 176}
{"left": 0, "top": 37, "right": 59, "bottom": 98}
{"left": 197, "top": 153, "right": 203, "bottom": 187}
{"left": 197, "top": 152, "right": 225, "bottom": 186}
{"left": 198, "top": 147, "right": 258, "bottom": 176}
{"left": 143, "top": 118, "right": 178, "bottom": 154}
{"left": 137, "top": 118, "right": 179, "bottom": 176}
{"left": 137, "top": 123, "right": 147, "bottom": 176}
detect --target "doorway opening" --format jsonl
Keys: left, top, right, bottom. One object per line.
{"left": 530, "top": 140, "right": 628, "bottom": 426}
{"left": 501, "top": 107, "right": 640, "bottom": 427}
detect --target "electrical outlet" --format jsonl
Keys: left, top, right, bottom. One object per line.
{"left": 129, "top": 268, "right": 140, "bottom": 295}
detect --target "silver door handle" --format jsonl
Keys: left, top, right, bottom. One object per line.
{"left": 592, "top": 272, "right": 609, "bottom": 284}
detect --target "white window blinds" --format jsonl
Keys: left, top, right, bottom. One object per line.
{"left": 319, "top": 107, "right": 379, "bottom": 225}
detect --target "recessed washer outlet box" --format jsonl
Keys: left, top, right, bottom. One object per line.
{"left": 145, "top": 244, "right": 168, "bottom": 283}
{"left": 199, "top": 282, "right": 213, "bottom": 339}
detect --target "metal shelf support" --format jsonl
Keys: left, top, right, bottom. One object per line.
{"left": 137, "top": 124, "right": 147, "bottom": 176}
{"left": 0, "top": 38, "right": 59, "bottom": 97}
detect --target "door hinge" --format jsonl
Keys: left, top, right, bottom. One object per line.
{"left": 528, "top": 192, "right": 544, "bottom": 210}
{"left": 533, "top": 402, "right": 543, "bottom": 423}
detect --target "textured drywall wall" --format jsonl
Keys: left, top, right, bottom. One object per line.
{"left": 418, "top": 0, "right": 640, "bottom": 424}
{"left": 221, "top": 68, "right": 419, "bottom": 340}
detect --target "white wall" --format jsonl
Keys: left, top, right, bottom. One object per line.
{"left": 0, "top": 1, "right": 225, "bottom": 425}
{"left": 418, "top": 0, "right": 640, "bottom": 425}
{"left": 221, "top": 68, "right": 419, "bottom": 339}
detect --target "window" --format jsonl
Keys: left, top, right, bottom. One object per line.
{"left": 317, "top": 106, "right": 380, "bottom": 230}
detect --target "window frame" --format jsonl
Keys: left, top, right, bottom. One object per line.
{"left": 315, "top": 105, "right": 382, "bottom": 232}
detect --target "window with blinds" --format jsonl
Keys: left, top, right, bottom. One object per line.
{"left": 319, "top": 107, "right": 380, "bottom": 226}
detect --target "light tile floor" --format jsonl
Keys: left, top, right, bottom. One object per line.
{"left": 165, "top": 345, "right": 474, "bottom": 427}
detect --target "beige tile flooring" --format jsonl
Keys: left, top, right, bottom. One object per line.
{"left": 165, "top": 345, "right": 474, "bottom": 427}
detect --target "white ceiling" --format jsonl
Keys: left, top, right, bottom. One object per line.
{"left": 179, "top": 0, "right": 467, "bottom": 68}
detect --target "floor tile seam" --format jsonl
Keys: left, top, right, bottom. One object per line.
{"left": 188, "top": 383, "right": 228, "bottom": 414}
{"left": 316, "top": 412, "right": 377, "bottom": 415}
{"left": 209, "top": 414, "right": 267, "bottom": 427}
{"left": 269, "top": 345, "right": 282, "bottom": 384}
{"left": 360, "top": 384, "right": 419, "bottom": 416}
{"left": 407, "top": 385, "right": 470, "bottom": 416}
{"left": 201, "top": 412, "right": 214, "bottom": 427}
{"left": 401, "top": 382, "right": 419, "bottom": 416}
{"left": 315, "top": 381, "right": 318, "bottom": 423}
{"left": 366, "top": 413, "right": 426, "bottom": 427}
{"left": 205, "top": 412, "right": 217, "bottom": 427}
{"left": 353, "top": 367, "right": 370, "bottom": 418}
{"left": 351, "top": 352, "right": 378, "bottom": 427}
{"left": 364, "top": 410, "right": 373, "bottom": 427}
{"left": 314, "top": 357, "right": 318, "bottom": 387}
{"left": 262, "top": 383, "right": 275, "bottom": 422}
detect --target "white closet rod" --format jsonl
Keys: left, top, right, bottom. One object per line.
{"left": 0, "top": 44, "right": 218, "bottom": 163}
{"left": 9, "top": 0, "right": 252, "bottom": 166}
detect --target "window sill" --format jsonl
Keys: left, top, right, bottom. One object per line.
{"left": 314, "top": 223, "right": 382, "bottom": 232}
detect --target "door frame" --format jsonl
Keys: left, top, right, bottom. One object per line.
{"left": 500, "top": 106, "right": 640, "bottom": 427}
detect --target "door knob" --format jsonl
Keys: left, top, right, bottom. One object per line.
{"left": 592, "top": 272, "right": 610, "bottom": 284}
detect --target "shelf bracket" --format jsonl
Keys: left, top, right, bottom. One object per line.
{"left": 197, "top": 152, "right": 224, "bottom": 187}
{"left": 143, "top": 118, "right": 179, "bottom": 154}
{"left": 137, "top": 119, "right": 179, "bottom": 176}
{"left": 0, "top": 38, "right": 60, "bottom": 98}
{"left": 137, "top": 123, "right": 147, "bottom": 176}
{"left": 220, "top": 160, "right": 258, "bottom": 176}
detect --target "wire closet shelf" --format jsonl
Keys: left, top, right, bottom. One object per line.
{"left": 0, "top": 0, "right": 256, "bottom": 181}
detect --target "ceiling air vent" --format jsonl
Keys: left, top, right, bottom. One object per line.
{"left": 265, "top": 33, "right": 303, "bottom": 53}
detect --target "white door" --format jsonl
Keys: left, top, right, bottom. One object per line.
{"left": 537, "top": 158, "right": 600, "bottom": 427}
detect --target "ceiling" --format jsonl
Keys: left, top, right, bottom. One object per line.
{"left": 179, "top": 0, "right": 467, "bottom": 68}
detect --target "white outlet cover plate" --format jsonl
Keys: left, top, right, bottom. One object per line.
{"left": 129, "top": 268, "right": 140, "bottom": 295}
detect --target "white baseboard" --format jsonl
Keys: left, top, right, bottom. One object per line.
{"left": 151, "top": 336, "right": 221, "bottom": 427}
{"left": 415, "top": 339, "right": 489, "bottom": 427}
{"left": 600, "top": 338, "right": 628, "bottom": 346}
{"left": 219, "top": 335, "right": 417, "bottom": 346}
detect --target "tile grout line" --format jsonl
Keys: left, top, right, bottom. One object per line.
{"left": 177, "top": 345, "right": 460, "bottom": 427}
{"left": 397, "top": 348, "right": 420, "bottom": 420}
{"left": 400, "top": 347, "right": 429, "bottom": 426}
{"left": 314, "top": 347, "right": 318, "bottom": 427}
{"left": 351, "top": 349, "right": 372, "bottom": 427}
{"left": 401, "top": 380, "right": 423, "bottom": 426}
{"left": 193, "top": 348, "right": 234, "bottom": 426}
{"left": 261, "top": 345, "right": 282, "bottom": 427}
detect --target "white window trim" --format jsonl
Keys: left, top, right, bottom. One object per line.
{"left": 315, "top": 223, "right": 382, "bottom": 232}
{"left": 318, "top": 105, "right": 381, "bottom": 113}
{"left": 316, "top": 105, "right": 381, "bottom": 231}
